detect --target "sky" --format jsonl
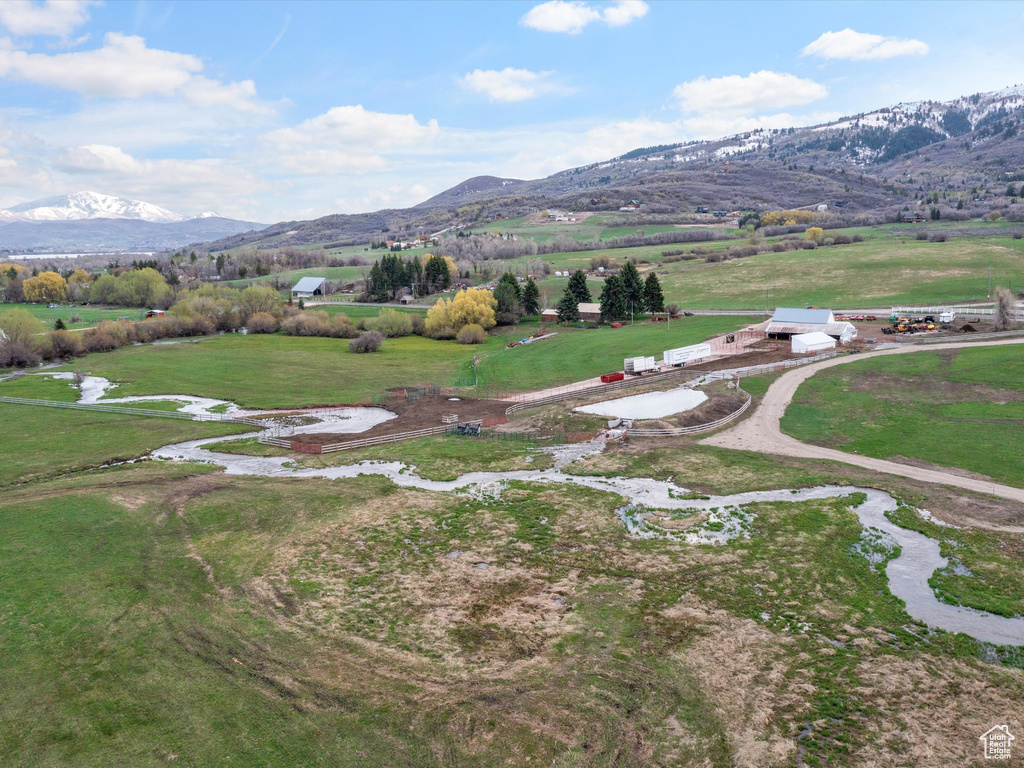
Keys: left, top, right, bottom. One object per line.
{"left": 1, "top": 0, "right": 1024, "bottom": 223}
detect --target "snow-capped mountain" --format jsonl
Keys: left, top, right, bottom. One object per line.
{"left": 0, "top": 192, "right": 263, "bottom": 253}
{"left": 2, "top": 191, "right": 189, "bottom": 223}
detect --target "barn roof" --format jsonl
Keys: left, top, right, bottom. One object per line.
{"left": 767, "top": 321, "right": 855, "bottom": 338}
{"left": 771, "top": 307, "right": 833, "bottom": 325}
{"left": 292, "top": 277, "right": 326, "bottom": 293}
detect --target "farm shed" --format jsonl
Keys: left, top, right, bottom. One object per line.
{"left": 791, "top": 331, "right": 836, "bottom": 354}
{"left": 578, "top": 303, "right": 602, "bottom": 322}
{"left": 291, "top": 277, "right": 327, "bottom": 298}
{"left": 145, "top": 309, "right": 165, "bottom": 318}
{"left": 540, "top": 309, "right": 559, "bottom": 322}
{"left": 766, "top": 307, "right": 856, "bottom": 342}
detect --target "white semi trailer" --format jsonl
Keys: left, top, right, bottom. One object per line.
{"left": 663, "top": 342, "right": 712, "bottom": 367}
{"left": 624, "top": 356, "right": 658, "bottom": 375}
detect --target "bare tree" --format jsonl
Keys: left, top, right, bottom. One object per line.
{"left": 994, "top": 287, "right": 1016, "bottom": 331}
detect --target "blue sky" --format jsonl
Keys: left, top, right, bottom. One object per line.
{"left": 1, "top": 0, "right": 1023, "bottom": 222}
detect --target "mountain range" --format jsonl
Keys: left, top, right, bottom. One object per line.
{"left": 202, "top": 84, "right": 1024, "bottom": 252}
{"left": 0, "top": 191, "right": 262, "bottom": 253}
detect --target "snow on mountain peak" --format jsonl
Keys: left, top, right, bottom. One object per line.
{"left": 1, "top": 191, "right": 187, "bottom": 223}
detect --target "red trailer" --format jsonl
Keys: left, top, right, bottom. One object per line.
{"left": 600, "top": 372, "right": 625, "bottom": 383}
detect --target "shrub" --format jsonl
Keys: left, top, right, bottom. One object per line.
{"left": 369, "top": 308, "right": 414, "bottom": 337}
{"left": 349, "top": 330, "right": 383, "bottom": 353}
{"left": 930, "top": 233, "right": 947, "bottom": 242}
{"left": 0, "top": 341, "right": 41, "bottom": 368}
{"left": 81, "top": 331, "right": 121, "bottom": 353}
{"left": 916, "top": 231, "right": 929, "bottom": 241}
{"left": 456, "top": 324, "right": 486, "bottom": 344}
{"left": 280, "top": 310, "right": 358, "bottom": 338}
{"left": 410, "top": 314, "right": 425, "bottom": 335}
{"left": 47, "top": 329, "right": 82, "bottom": 359}
{"left": 831, "top": 234, "right": 852, "bottom": 245}
{"left": 246, "top": 312, "right": 279, "bottom": 333}
{"left": 851, "top": 234, "right": 865, "bottom": 242}
{"left": 666, "top": 303, "right": 680, "bottom": 315}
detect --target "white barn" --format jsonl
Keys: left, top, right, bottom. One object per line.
{"left": 791, "top": 331, "right": 836, "bottom": 354}
{"left": 766, "top": 308, "right": 856, "bottom": 343}
{"left": 291, "top": 277, "right": 327, "bottom": 299}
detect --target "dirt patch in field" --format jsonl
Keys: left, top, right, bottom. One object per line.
{"left": 676, "top": 604, "right": 804, "bottom": 766}
{"left": 291, "top": 393, "right": 513, "bottom": 446}
{"left": 842, "top": 369, "right": 1024, "bottom": 405}
{"left": 853, "top": 655, "right": 1024, "bottom": 767}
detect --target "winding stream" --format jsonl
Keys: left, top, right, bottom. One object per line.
{"left": 29, "top": 373, "right": 1024, "bottom": 646}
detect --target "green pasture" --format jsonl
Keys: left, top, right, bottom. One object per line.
{"left": 1, "top": 303, "right": 144, "bottom": 329}
{"left": 1, "top": 441, "right": 1021, "bottom": 766}
{"left": 40, "top": 315, "right": 748, "bottom": 406}
{"left": 0, "top": 400, "right": 247, "bottom": 486}
{"left": 782, "top": 344, "right": 1024, "bottom": 488}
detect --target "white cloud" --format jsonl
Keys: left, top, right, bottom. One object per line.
{"left": 0, "top": 0, "right": 96, "bottom": 38}
{"left": 520, "top": 0, "right": 647, "bottom": 34}
{"left": 600, "top": 0, "right": 649, "bottom": 27}
{"left": 674, "top": 70, "right": 828, "bottom": 115}
{"left": 262, "top": 105, "right": 440, "bottom": 175}
{"left": 54, "top": 144, "right": 265, "bottom": 218}
{"left": 460, "top": 68, "right": 562, "bottom": 102}
{"left": 801, "top": 28, "right": 929, "bottom": 61}
{"left": 0, "top": 33, "right": 271, "bottom": 113}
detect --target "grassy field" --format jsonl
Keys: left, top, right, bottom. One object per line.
{"left": 0, "top": 400, "right": 248, "bottom": 485}
{"left": 475, "top": 315, "right": 754, "bottom": 393}
{"left": 1, "top": 303, "right": 145, "bottom": 328}
{"left": 206, "top": 434, "right": 557, "bottom": 480}
{"left": 2, "top": 444, "right": 1022, "bottom": 766}
{"left": 781, "top": 345, "right": 1024, "bottom": 488}
{"left": 37, "top": 315, "right": 749, "bottom": 407}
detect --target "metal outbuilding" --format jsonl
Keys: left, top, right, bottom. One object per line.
{"left": 791, "top": 331, "right": 836, "bottom": 354}
{"left": 291, "top": 277, "right": 327, "bottom": 298}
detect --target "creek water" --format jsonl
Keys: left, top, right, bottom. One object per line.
{"left": 33, "top": 373, "right": 1024, "bottom": 646}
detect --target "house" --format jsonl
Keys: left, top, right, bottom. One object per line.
{"left": 791, "top": 331, "right": 836, "bottom": 354}
{"left": 901, "top": 213, "right": 925, "bottom": 223}
{"left": 766, "top": 307, "right": 857, "bottom": 342}
{"left": 291, "top": 277, "right": 327, "bottom": 299}
{"left": 145, "top": 309, "right": 165, "bottom": 319}
{"left": 578, "top": 302, "right": 602, "bottom": 322}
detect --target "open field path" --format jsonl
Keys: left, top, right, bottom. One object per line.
{"left": 702, "top": 337, "right": 1024, "bottom": 505}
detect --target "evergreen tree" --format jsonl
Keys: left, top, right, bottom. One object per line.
{"left": 566, "top": 269, "right": 591, "bottom": 304}
{"left": 521, "top": 277, "right": 540, "bottom": 316}
{"left": 497, "top": 271, "right": 522, "bottom": 300}
{"left": 53, "top": 317, "right": 66, "bottom": 331}
{"left": 555, "top": 286, "right": 580, "bottom": 324}
{"left": 599, "top": 275, "right": 627, "bottom": 322}
{"left": 643, "top": 272, "right": 665, "bottom": 313}
{"left": 493, "top": 282, "right": 523, "bottom": 325}
{"left": 408, "top": 256, "right": 424, "bottom": 296}
{"left": 619, "top": 261, "right": 644, "bottom": 316}
{"left": 366, "top": 262, "right": 388, "bottom": 302}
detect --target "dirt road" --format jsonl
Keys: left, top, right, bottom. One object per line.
{"left": 701, "top": 337, "right": 1024, "bottom": 503}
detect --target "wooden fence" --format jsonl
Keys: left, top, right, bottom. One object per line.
{"left": 626, "top": 389, "right": 752, "bottom": 438}
{"left": 0, "top": 396, "right": 264, "bottom": 426}
{"left": 505, "top": 350, "right": 838, "bottom": 415}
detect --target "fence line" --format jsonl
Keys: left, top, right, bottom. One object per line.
{"left": 504, "top": 350, "right": 838, "bottom": 415}
{"left": 0, "top": 396, "right": 264, "bottom": 425}
{"left": 626, "top": 387, "right": 752, "bottom": 438}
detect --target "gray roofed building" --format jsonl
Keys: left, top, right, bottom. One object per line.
{"left": 771, "top": 307, "right": 834, "bottom": 325}
{"left": 291, "top": 277, "right": 327, "bottom": 298}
